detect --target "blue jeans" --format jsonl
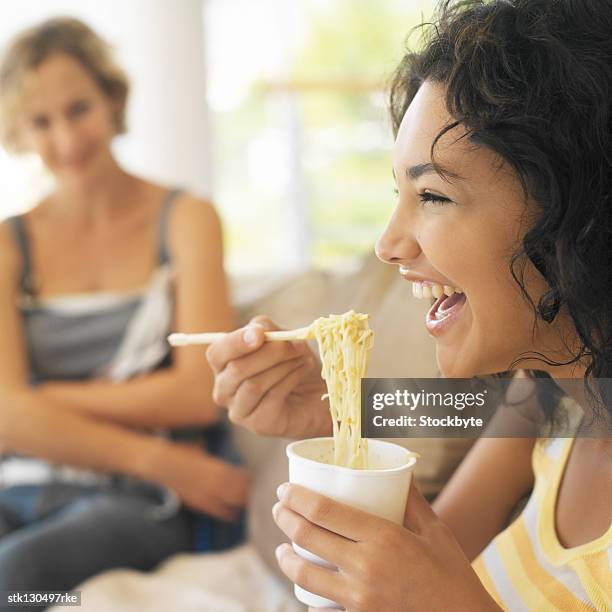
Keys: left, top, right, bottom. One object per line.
{"left": 0, "top": 480, "right": 244, "bottom": 611}
{"left": 0, "top": 482, "right": 191, "bottom": 595}
{"left": 0, "top": 421, "right": 246, "bottom": 610}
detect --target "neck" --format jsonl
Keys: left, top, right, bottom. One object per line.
{"left": 52, "top": 156, "right": 140, "bottom": 224}
{"left": 546, "top": 363, "right": 612, "bottom": 437}
{"left": 532, "top": 314, "right": 590, "bottom": 409}
{"left": 542, "top": 351, "right": 587, "bottom": 406}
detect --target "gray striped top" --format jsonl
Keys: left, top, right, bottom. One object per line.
{"left": 10, "top": 189, "right": 181, "bottom": 384}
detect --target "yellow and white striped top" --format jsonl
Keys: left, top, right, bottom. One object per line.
{"left": 473, "top": 437, "right": 611, "bottom": 611}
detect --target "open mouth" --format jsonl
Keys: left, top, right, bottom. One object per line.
{"left": 425, "top": 290, "right": 467, "bottom": 336}
{"left": 400, "top": 273, "right": 467, "bottom": 337}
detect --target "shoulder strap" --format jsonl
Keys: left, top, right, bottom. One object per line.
{"left": 7, "top": 215, "right": 36, "bottom": 296}
{"left": 157, "top": 188, "right": 183, "bottom": 265}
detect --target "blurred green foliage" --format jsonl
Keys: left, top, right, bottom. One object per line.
{"left": 213, "top": 0, "right": 436, "bottom": 273}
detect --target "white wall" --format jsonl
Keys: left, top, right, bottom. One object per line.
{"left": 0, "top": 0, "right": 213, "bottom": 218}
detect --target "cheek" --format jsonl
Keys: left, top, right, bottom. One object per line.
{"left": 459, "top": 239, "right": 543, "bottom": 368}
{"left": 419, "top": 218, "right": 478, "bottom": 283}
{"left": 80, "top": 108, "right": 116, "bottom": 143}
{"left": 420, "top": 220, "right": 534, "bottom": 364}
{"left": 463, "top": 236, "right": 527, "bottom": 328}
{"left": 27, "top": 133, "right": 55, "bottom": 162}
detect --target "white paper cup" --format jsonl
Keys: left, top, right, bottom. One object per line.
{"left": 286, "top": 437, "right": 417, "bottom": 609}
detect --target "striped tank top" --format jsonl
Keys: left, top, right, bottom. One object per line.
{"left": 10, "top": 188, "right": 180, "bottom": 384}
{"left": 473, "top": 437, "right": 611, "bottom": 611}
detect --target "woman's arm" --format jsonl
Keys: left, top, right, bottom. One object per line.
{"left": 432, "top": 371, "right": 537, "bottom": 560}
{"left": 0, "top": 389, "right": 248, "bottom": 520}
{"left": 37, "top": 196, "right": 235, "bottom": 429}
{"left": 432, "top": 435, "right": 535, "bottom": 561}
{"left": 1, "top": 387, "right": 166, "bottom": 481}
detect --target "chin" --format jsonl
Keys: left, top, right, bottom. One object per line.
{"left": 61, "top": 165, "right": 101, "bottom": 189}
{"left": 436, "top": 343, "right": 501, "bottom": 378}
{"left": 436, "top": 351, "right": 476, "bottom": 378}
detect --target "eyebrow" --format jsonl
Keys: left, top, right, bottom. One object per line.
{"left": 406, "top": 162, "right": 464, "bottom": 182}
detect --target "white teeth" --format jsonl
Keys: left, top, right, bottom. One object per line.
{"left": 411, "top": 281, "right": 463, "bottom": 299}
{"left": 399, "top": 266, "right": 410, "bottom": 275}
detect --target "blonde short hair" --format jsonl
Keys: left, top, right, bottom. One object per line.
{"left": 0, "top": 17, "right": 129, "bottom": 153}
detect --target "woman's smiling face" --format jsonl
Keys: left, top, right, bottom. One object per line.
{"left": 376, "top": 81, "right": 576, "bottom": 378}
{"left": 18, "top": 53, "right": 118, "bottom": 189}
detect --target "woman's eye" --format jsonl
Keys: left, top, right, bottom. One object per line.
{"left": 418, "top": 191, "right": 452, "bottom": 206}
{"left": 31, "top": 115, "right": 49, "bottom": 130}
{"left": 70, "top": 100, "right": 91, "bottom": 116}
{"left": 393, "top": 188, "right": 400, "bottom": 196}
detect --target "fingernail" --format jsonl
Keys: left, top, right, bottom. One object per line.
{"left": 242, "top": 323, "right": 263, "bottom": 346}
{"left": 276, "top": 482, "right": 289, "bottom": 500}
{"left": 243, "top": 325, "right": 260, "bottom": 346}
{"left": 272, "top": 501, "right": 281, "bottom": 519}
{"left": 275, "top": 544, "right": 286, "bottom": 561}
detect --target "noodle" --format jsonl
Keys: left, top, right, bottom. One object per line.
{"left": 310, "top": 310, "right": 374, "bottom": 469}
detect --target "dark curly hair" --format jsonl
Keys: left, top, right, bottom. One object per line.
{"left": 389, "top": 0, "right": 612, "bottom": 423}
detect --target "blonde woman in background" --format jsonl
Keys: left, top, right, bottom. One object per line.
{"left": 0, "top": 17, "right": 247, "bottom": 593}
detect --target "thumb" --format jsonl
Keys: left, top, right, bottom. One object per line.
{"left": 206, "top": 322, "right": 266, "bottom": 373}
{"left": 248, "top": 314, "right": 281, "bottom": 331}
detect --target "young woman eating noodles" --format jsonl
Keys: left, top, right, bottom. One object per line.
{"left": 206, "top": 1, "right": 611, "bottom": 609}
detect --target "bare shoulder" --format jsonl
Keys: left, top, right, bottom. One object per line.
{"left": 171, "top": 193, "right": 221, "bottom": 230}
{"left": 168, "top": 193, "right": 223, "bottom": 252}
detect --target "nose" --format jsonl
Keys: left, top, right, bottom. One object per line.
{"left": 375, "top": 204, "right": 421, "bottom": 266}
{"left": 51, "top": 119, "right": 81, "bottom": 158}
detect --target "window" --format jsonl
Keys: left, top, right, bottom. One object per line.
{"left": 205, "top": 0, "right": 435, "bottom": 275}
{"left": 0, "top": 0, "right": 435, "bottom": 278}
